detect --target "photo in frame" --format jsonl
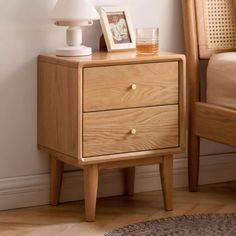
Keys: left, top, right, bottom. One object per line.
{"left": 99, "top": 7, "right": 136, "bottom": 51}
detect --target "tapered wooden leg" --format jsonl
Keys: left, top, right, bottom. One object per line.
{"left": 50, "top": 156, "right": 64, "bottom": 206}
{"left": 159, "top": 155, "right": 173, "bottom": 211}
{"left": 84, "top": 165, "right": 99, "bottom": 222}
{"left": 123, "top": 167, "right": 135, "bottom": 196}
{"left": 188, "top": 134, "right": 200, "bottom": 192}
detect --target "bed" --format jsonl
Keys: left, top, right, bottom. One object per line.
{"left": 207, "top": 52, "right": 236, "bottom": 109}
{"left": 182, "top": 0, "right": 236, "bottom": 191}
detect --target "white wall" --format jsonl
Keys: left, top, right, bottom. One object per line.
{"left": 0, "top": 0, "right": 234, "bottom": 186}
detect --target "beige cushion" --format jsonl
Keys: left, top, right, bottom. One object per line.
{"left": 207, "top": 52, "right": 236, "bottom": 109}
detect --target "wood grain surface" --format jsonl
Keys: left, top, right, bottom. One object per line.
{"left": 160, "top": 155, "right": 173, "bottom": 211}
{"left": 84, "top": 165, "right": 99, "bottom": 222}
{"left": 182, "top": 0, "right": 201, "bottom": 191}
{"left": 195, "top": 102, "right": 236, "bottom": 147}
{"left": 0, "top": 182, "right": 235, "bottom": 236}
{"left": 38, "top": 51, "right": 186, "bottom": 68}
{"left": 83, "top": 105, "right": 179, "bottom": 157}
{"left": 83, "top": 62, "right": 178, "bottom": 112}
{"left": 50, "top": 156, "right": 64, "bottom": 206}
{"left": 38, "top": 61, "right": 78, "bottom": 157}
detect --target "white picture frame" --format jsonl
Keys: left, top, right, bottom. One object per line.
{"left": 99, "top": 6, "right": 136, "bottom": 52}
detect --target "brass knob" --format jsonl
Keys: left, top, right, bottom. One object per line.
{"left": 131, "top": 84, "right": 137, "bottom": 90}
{"left": 131, "top": 129, "right": 137, "bottom": 135}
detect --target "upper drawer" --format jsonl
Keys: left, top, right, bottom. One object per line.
{"left": 83, "top": 62, "right": 179, "bottom": 112}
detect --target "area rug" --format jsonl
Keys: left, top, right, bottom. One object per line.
{"left": 105, "top": 213, "right": 236, "bottom": 236}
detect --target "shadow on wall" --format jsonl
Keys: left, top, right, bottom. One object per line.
{"left": 0, "top": 55, "right": 49, "bottom": 178}
{"left": 82, "top": 21, "right": 103, "bottom": 51}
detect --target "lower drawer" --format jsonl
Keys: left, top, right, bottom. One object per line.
{"left": 83, "top": 105, "right": 179, "bottom": 157}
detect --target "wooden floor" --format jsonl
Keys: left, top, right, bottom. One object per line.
{"left": 0, "top": 182, "right": 235, "bottom": 236}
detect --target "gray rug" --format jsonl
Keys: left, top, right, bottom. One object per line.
{"left": 105, "top": 213, "right": 236, "bottom": 236}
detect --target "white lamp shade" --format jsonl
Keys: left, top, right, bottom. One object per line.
{"left": 50, "top": 0, "right": 100, "bottom": 21}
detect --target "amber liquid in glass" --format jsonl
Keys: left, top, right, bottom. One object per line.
{"left": 136, "top": 42, "right": 159, "bottom": 54}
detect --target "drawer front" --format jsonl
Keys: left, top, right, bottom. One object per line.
{"left": 83, "top": 105, "right": 179, "bottom": 157}
{"left": 83, "top": 62, "right": 179, "bottom": 112}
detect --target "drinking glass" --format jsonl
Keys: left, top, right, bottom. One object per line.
{"left": 136, "top": 28, "right": 159, "bottom": 54}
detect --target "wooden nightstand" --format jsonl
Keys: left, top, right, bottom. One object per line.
{"left": 38, "top": 51, "right": 186, "bottom": 222}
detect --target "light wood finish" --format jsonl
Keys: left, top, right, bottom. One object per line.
{"left": 178, "top": 58, "right": 187, "bottom": 154}
{"left": 83, "top": 105, "right": 179, "bottom": 157}
{"left": 40, "top": 143, "right": 179, "bottom": 167}
{"left": 195, "top": 103, "right": 236, "bottom": 147}
{"left": 38, "top": 51, "right": 186, "bottom": 221}
{"left": 80, "top": 147, "right": 184, "bottom": 165}
{"left": 98, "top": 156, "right": 163, "bottom": 170}
{"left": 182, "top": 0, "right": 236, "bottom": 192}
{"left": 84, "top": 62, "right": 178, "bottom": 112}
{"left": 39, "top": 145, "right": 81, "bottom": 167}
{"left": 182, "top": 0, "right": 201, "bottom": 192}
{"left": 50, "top": 156, "right": 64, "bottom": 206}
{"left": 0, "top": 182, "right": 235, "bottom": 236}
{"left": 84, "top": 165, "right": 99, "bottom": 222}
{"left": 124, "top": 167, "right": 135, "bottom": 196}
{"left": 160, "top": 155, "right": 173, "bottom": 211}
{"left": 38, "top": 62, "right": 78, "bottom": 158}
{"left": 38, "top": 52, "right": 186, "bottom": 164}
{"left": 38, "top": 51, "right": 186, "bottom": 68}
{"left": 77, "top": 67, "right": 84, "bottom": 163}
{"left": 195, "top": 0, "right": 236, "bottom": 59}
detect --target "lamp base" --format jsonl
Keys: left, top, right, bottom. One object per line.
{"left": 56, "top": 45, "right": 92, "bottom": 57}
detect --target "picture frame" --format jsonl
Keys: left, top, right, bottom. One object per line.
{"left": 99, "top": 6, "right": 136, "bottom": 52}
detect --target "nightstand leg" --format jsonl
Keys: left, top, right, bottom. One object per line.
{"left": 50, "top": 156, "right": 64, "bottom": 206}
{"left": 84, "top": 165, "right": 99, "bottom": 222}
{"left": 124, "top": 167, "right": 135, "bottom": 196}
{"left": 159, "top": 155, "right": 173, "bottom": 211}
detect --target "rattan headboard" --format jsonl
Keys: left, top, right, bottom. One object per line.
{"left": 195, "top": 0, "right": 236, "bottom": 58}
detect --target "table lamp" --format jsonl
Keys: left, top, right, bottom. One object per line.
{"left": 50, "top": 0, "right": 100, "bottom": 56}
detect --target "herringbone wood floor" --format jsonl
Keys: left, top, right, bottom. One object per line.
{"left": 0, "top": 182, "right": 235, "bottom": 236}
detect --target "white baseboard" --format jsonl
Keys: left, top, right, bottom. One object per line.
{"left": 0, "top": 153, "right": 236, "bottom": 211}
